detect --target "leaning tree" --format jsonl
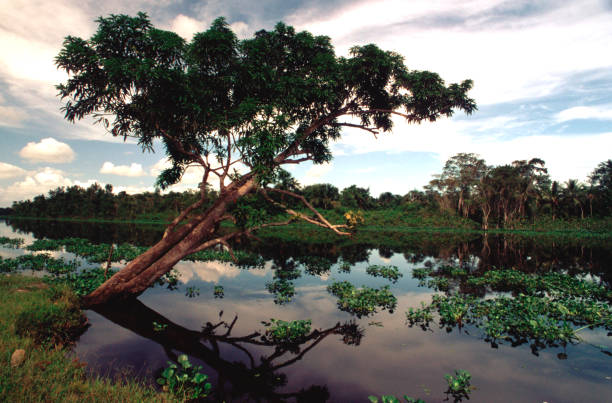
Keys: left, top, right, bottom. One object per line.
{"left": 56, "top": 13, "right": 476, "bottom": 306}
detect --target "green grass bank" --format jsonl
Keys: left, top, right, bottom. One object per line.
{"left": 0, "top": 275, "right": 178, "bottom": 403}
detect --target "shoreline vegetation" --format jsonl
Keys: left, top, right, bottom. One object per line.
{"left": 0, "top": 275, "right": 178, "bottom": 403}
{"left": 2, "top": 210, "right": 612, "bottom": 240}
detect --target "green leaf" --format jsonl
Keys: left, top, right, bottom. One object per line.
{"left": 193, "top": 373, "right": 208, "bottom": 384}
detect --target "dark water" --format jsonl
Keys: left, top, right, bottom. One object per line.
{"left": 2, "top": 219, "right": 612, "bottom": 402}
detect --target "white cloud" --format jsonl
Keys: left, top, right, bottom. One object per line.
{"left": 0, "top": 162, "right": 27, "bottom": 179}
{"left": 100, "top": 162, "right": 146, "bottom": 177}
{"left": 0, "top": 167, "right": 73, "bottom": 206}
{"left": 230, "top": 21, "right": 250, "bottom": 39}
{"left": 176, "top": 260, "right": 240, "bottom": 284}
{"left": 113, "top": 185, "right": 156, "bottom": 195}
{"left": 0, "top": 166, "right": 106, "bottom": 206}
{"left": 150, "top": 157, "right": 251, "bottom": 191}
{"left": 300, "top": 162, "right": 334, "bottom": 186}
{"left": 334, "top": 115, "right": 612, "bottom": 185}
{"left": 290, "top": 0, "right": 612, "bottom": 106}
{"left": 169, "top": 14, "right": 205, "bottom": 40}
{"left": 0, "top": 105, "right": 27, "bottom": 127}
{"left": 555, "top": 105, "right": 612, "bottom": 122}
{"left": 19, "top": 138, "right": 75, "bottom": 163}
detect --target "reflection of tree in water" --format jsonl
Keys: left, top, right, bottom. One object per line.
{"left": 4, "top": 218, "right": 164, "bottom": 246}
{"left": 94, "top": 299, "right": 363, "bottom": 402}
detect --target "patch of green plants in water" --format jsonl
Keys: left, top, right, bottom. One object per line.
{"left": 46, "top": 267, "right": 116, "bottom": 296}
{"left": 0, "top": 254, "right": 78, "bottom": 275}
{"left": 0, "top": 252, "right": 101, "bottom": 295}
{"left": 152, "top": 321, "right": 168, "bottom": 332}
{"left": 274, "top": 265, "right": 302, "bottom": 281}
{"left": 366, "top": 265, "right": 403, "bottom": 283}
{"left": 156, "top": 354, "right": 211, "bottom": 400}
{"left": 369, "top": 395, "right": 424, "bottom": 403}
{"left": 407, "top": 266, "right": 612, "bottom": 354}
{"left": 186, "top": 248, "right": 265, "bottom": 267}
{"left": 0, "top": 236, "right": 24, "bottom": 248}
{"left": 14, "top": 284, "right": 88, "bottom": 345}
{"left": 266, "top": 279, "right": 295, "bottom": 304}
{"left": 338, "top": 259, "right": 352, "bottom": 273}
{"left": 185, "top": 286, "right": 199, "bottom": 298}
{"left": 466, "top": 269, "right": 612, "bottom": 300}
{"left": 261, "top": 318, "right": 312, "bottom": 344}
{"left": 444, "top": 369, "right": 472, "bottom": 402}
{"left": 26, "top": 238, "right": 64, "bottom": 251}
{"left": 20, "top": 237, "right": 266, "bottom": 268}
{"left": 328, "top": 281, "right": 397, "bottom": 318}
{"left": 156, "top": 269, "right": 181, "bottom": 290}
{"left": 368, "top": 369, "right": 473, "bottom": 403}
{"left": 213, "top": 285, "right": 224, "bottom": 298}
{"left": 298, "top": 255, "right": 333, "bottom": 275}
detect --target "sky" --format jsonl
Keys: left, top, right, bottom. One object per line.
{"left": 0, "top": 0, "right": 611, "bottom": 207}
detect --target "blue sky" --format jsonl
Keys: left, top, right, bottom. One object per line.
{"left": 1, "top": 0, "right": 611, "bottom": 206}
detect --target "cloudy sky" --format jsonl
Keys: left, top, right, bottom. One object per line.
{"left": 1, "top": 0, "right": 611, "bottom": 207}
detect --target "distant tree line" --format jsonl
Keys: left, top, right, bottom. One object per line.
{"left": 8, "top": 183, "right": 205, "bottom": 219}
{"left": 6, "top": 156, "right": 612, "bottom": 229}
{"left": 425, "top": 154, "right": 612, "bottom": 229}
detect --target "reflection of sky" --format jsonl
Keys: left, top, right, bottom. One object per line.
{"left": 97, "top": 250, "right": 612, "bottom": 401}
{"left": 2, "top": 222, "right": 612, "bottom": 401}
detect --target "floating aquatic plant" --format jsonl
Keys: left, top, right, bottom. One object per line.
{"left": 261, "top": 318, "right": 312, "bottom": 345}
{"left": 156, "top": 354, "right": 211, "bottom": 400}
{"left": 406, "top": 265, "right": 612, "bottom": 355}
{"left": 328, "top": 281, "right": 397, "bottom": 318}
{"left": 366, "top": 265, "right": 403, "bottom": 283}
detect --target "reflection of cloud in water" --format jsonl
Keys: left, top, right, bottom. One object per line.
{"left": 176, "top": 260, "right": 241, "bottom": 283}
{"left": 0, "top": 247, "right": 25, "bottom": 258}
{"left": 0, "top": 222, "right": 37, "bottom": 244}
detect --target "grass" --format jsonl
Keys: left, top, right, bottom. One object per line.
{"left": 0, "top": 275, "right": 179, "bottom": 403}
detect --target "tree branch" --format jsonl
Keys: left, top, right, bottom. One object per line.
{"left": 281, "top": 155, "right": 313, "bottom": 164}
{"left": 157, "top": 127, "right": 207, "bottom": 167}
{"left": 262, "top": 188, "right": 351, "bottom": 236}
{"left": 332, "top": 122, "right": 379, "bottom": 138}
{"left": 163, "top": 198, "right": 205, "bottom": 239}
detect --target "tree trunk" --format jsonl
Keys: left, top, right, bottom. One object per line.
{"left": 81, "top": 178, "right": 256, "bottom": 307}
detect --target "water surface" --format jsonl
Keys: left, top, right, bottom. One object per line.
{"left": 2, "top": 219, "right": 612, "bottom": 402}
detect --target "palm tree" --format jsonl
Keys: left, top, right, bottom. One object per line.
{"left": 562, "top": 179, "right": 585, "bottom": 219}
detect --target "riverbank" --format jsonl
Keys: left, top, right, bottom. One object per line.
{"left": 3, "top": 209, "right": 612, "bottom": 241}
{"left": 0, "top": 275, "right": 177, "bottom": 402}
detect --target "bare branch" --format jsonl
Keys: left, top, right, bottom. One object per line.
{"left": 188, "top": 233, "right": 235, "bottom": 255}
{"left": 220, "top": 239, "right": 237, "bottom": 263}
{"left": 345, "top": 108, "right": 418, "bottom": 121}
{"left": 224, "top": 314, "right": 238, "bottom": 336}
{"left": 333, "top": 122, "right": 379, "bottom": 138}
{"left": 163, "top": 198, "right": 205, "bottom": 239}
{"left": 262, "top": 188, "right": 351, "bottom": 236}
{"left": 281, "top": 155, "right": 313, "bottom": 164}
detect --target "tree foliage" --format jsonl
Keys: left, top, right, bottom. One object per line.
{"left": 56, "top": 12, "right": 476, "bottom": 196}
{"left": 51, "top": 12, "right": 477, "bottom": 303}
